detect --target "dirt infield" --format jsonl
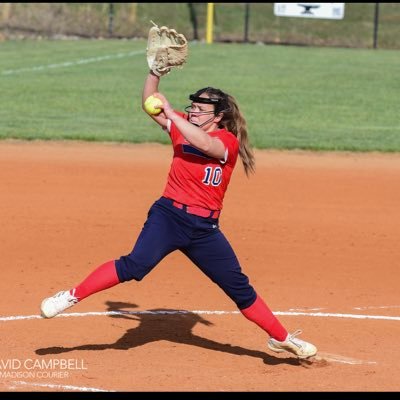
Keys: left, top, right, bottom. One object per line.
{"left": 1, "top": 140, "right": 399, "bottom": 392}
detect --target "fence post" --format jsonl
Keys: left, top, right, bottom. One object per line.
{"left": 1, "top": 3, "right": 12, "bottom": 22}
{"left": 188, "top": 3, "right": 199, "bottom": 40}
{"left": 206, "top": 3, "right": 214, "bottom": 44}
{"left": 108, "top": 3, "right": 114, "bottom": 37}
{"left": 244, "top": 3, "right": 250, "bottom": 43}
{"left": 373, "top": 3, "right": 379, "bottom": 49}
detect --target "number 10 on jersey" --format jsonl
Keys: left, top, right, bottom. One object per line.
{"left": 202, "top": 166, "right": 222, "bottom": 186}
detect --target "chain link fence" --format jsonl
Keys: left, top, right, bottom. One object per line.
{"left": 0, "top": 3, "right": 399, "bottom": 49}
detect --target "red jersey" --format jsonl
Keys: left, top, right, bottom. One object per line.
{"left": 162, "top": 112, "right": 239, "bottom": 211}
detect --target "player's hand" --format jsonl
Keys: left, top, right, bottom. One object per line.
{"left": 153, "top": 92, "right": 174, "bottom": 119}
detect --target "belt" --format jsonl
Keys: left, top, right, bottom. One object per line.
{"left": 172, "top": 200, "right": 220, "bottom": 219}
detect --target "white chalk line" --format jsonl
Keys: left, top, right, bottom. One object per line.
{"left": 9, "top": 380, "right": 113, "bottom": 392}
{"left": 1, "top": 309, "right": 400, "bottom": 322}
{"left": 315, "top": 352, "right": 377, "bottom": 365}
{"left": 274, "top": 311, "right": 400, "bottom": 321}
{"left": 290, "top": 305, "right": 400, "bottom": 311}
{"left": 353, "top": 305, "right": 400, "bottom": 310}
{"left": 1, "top": 50, "right": 144, "bottom": 76}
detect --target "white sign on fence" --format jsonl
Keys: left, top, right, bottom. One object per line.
{"left": 274, "top": 3, "right": 345, "bottom": 20}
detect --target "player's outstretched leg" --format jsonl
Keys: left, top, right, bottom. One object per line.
{"left": 241, "top": 294, "right": 317, "bottom": 359}
{"left": 40, "top": 260, "right": 120, "bottom": 318}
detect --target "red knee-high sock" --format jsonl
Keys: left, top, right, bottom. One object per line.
{"left": 70, "top": 260, "right": 120, "bottom": 301}
{"left": 240, "top": 294, "right": 288, "bottom": 341}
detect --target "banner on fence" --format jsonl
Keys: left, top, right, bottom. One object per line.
{"left": 274, "top": 3, "right": 345, "bottom": 20}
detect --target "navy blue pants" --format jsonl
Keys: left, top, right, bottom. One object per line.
{"left": 115, "top": 196, "right": 256, "bottom": 309}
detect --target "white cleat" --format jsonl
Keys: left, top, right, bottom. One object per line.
{"left": 40, "top": 290, "right": 78, "bottom": 319}
{"left": 268, "top": 329, "right": 317, "bottom": 359}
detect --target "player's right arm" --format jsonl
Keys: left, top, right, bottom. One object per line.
{"left": 154, "top": 92, "right": 226, "bottom": 160}
{"left": 142, "top": 71, "right": 168, "bottom": 129}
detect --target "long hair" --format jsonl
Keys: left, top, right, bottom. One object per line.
{"left": 192, "top": 87, "right": 255, "bottom": 177}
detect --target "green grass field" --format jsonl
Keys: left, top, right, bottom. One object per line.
{"left": 1, "top": 39, "right": 399, "bottom": 151}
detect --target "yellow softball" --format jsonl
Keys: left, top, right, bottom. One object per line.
{"left": 144, "top": 95, "right": 163, "bottom": 115}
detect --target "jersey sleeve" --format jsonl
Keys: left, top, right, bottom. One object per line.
{"left": 167, "top": 115, "right": 238, "bottom": 165}
{"left": 214, "top": 130, "right": 239, "bottom": 165}
{"left": 166, "top": 111, "right": 187, "bottom": 142}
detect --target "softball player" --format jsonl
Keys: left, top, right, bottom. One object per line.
{"left": 41, "top": 70, "right": 317, "bottom": 359}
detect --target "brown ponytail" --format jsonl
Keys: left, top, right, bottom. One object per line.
{"left": 221, "top": 94, "right": 255, "bottom": 177}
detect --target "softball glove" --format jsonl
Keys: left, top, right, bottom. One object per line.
{"left": 146, "top": 21, "right": 188, "bottom": 77}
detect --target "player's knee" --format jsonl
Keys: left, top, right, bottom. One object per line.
{"left": 233, "top": 289, "right": 257, "bottom": 309}
{"left": 236, "top": 291, "right": 257, "bottom": 309}
{"left": 115, "top": 256, "right": 151, "bottom": 282}
{"left": 220, "top": 282, "right": 256, "bottom": 310}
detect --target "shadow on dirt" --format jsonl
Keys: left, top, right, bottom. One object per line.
{"left": 36, "top": 301, "right": 316, "bottom": 367}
